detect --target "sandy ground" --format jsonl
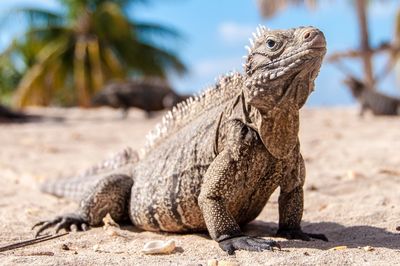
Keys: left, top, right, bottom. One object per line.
{"left": 0, "top": 106, "right": 399, "bottom": 266}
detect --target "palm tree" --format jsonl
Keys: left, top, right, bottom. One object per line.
{"left": 354, "top": 0, "right": 374, "bottom": 88}
{"left": 1, "top": 0, "right": 186, "bottom": 107}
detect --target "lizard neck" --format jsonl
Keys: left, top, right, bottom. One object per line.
{"left": 234, "top": 89, "right": 300, "bottom": 159}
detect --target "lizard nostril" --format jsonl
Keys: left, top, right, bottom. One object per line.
{"left": 304, "top": 32, "right": 311, "bottom": 40}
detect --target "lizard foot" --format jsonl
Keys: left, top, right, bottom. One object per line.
{"left": 218, "top": 236, "right": 281, "bottom": 255}
{"left": 276, "top": 229, "right": 328, "bottom": 242}
{"left": 32, "top": 213, "right": 89, "bottom": 237}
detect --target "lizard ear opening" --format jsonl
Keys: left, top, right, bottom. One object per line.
{"left": 256, "top": 104, "right": 299, "bottom": 159}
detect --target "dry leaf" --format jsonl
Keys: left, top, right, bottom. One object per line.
{"left": 379, "top": 168, "right": 400, "bottom": 177}
{"left": 102, "top": 213, "right": 120, "bottom": 229}
{"left": 329, "top": 246, "right": 347, "bottom": 251}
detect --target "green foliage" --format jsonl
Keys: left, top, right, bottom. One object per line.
{"left": 0, "top": 0, "right": 186, "bottom": 107}
{"left": 0, "top": 53, "right": 21, "bottom": 105}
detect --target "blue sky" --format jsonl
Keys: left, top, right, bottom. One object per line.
{"left": 1, "top": 0, "right": 399, "bottom": 106}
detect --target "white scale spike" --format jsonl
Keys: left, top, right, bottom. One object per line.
{"left": 256, "top": 27, "right": 261, "bottom": 37}
{"left": 249, "top": 38, "right": 254, "bottom": 47}
{"left": 245, "top": 45, "right": 251, "bottom": 54}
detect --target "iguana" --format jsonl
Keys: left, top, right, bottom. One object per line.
{"left": 343, "top": 76, "right": 400, "bottom": 116}
{"left": 91, "top": 79, "right": 189, "bottom": 118}
{"left": 33, "top": 26, "right": 327, "bottom": 254}
{"left": 0, "top": 104, "right": 42, "bottom": 123}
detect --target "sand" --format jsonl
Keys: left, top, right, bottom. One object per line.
{"left": 0, "top": 107, "right": 399, "bottom": 265}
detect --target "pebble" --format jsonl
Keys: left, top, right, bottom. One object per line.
{"left": 61, "top": 243, "right": 70, "bottom": 251}
{"left": 363, "top": 246, "right": 374, "bottom": 252}
{"left": 142, "top": 240, "right": 176, "bottom": 255}
{"left": 207, "top": 259, "right": 218, "bottom": 266}
{"left": 93, "top": 244, "right": 100, "bottom": 252}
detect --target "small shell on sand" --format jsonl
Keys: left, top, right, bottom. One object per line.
{"left": 363, "top": 246, "right": 374, "bottom": 252}
{"left": 142, "top": 240, "right": 176, "bottom": 255}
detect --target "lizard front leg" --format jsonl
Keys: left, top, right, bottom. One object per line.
{"left": 198, "top": 124, "right": 280, "bottom": 254}
{"left": 33, "top": 174, "right": 133, "bottom": 236}
{"left": 276, "top": 155, "right": 328, "bottom": 241}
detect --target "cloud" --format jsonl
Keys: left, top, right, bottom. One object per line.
{"left": 368, "top": 1, "right": 398, "bottom": 18}
{"left": 218, "top": 22, "right": 255, "bottom": 44}
{"left": 193, "top": 57, "right": 243, "bottom": 77}
{"left": 171, "top": 57, "right": 244, "bottom": 93}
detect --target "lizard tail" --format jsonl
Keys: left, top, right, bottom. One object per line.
{"left": 40, "top": 147, "right": 139, "bottom": 201}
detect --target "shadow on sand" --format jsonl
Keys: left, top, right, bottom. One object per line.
{"left": 120, "top": 219, "right": 399, "bottom": 250}
{"left": 243, "top": 220, "right": 400, "bottom": 250}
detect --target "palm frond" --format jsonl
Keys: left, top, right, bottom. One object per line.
{"left": 87, "top": 38, "right": 104, "bottom": 93}
{"left": 5, "top": 0, "right": 186, "bottom": 107}
{"left": 100, "top": 45, "right": 126, "bottom": 79}
{"left": 73, "top": 37, "right": 90, "bottom": 107}
{"left": 13, "top": 36, "right": 71, "bottom": 107}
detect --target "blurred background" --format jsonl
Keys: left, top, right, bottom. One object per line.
{"left": 0, "top": 0, "right": 399, "bottom": 113}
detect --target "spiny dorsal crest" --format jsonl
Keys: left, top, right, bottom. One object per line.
{"left": 140, "top": 72, "right": 243, "bottom": 157}
{"left": 242, "top": 24, "right": 270, "bottom": 69}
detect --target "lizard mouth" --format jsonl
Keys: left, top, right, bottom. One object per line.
{"left": 245, "top": 48, "right": 322, "bottom": 88}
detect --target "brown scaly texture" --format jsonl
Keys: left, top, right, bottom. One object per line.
{"left": 343, "top": 76, "right": 400, "bottom": 116}
{"left": 35, "top": 25, "right": 327, "bottom": 254}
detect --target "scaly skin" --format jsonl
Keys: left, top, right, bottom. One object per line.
{"left": 34, "top": 26, "right": 327, "bottom": 254}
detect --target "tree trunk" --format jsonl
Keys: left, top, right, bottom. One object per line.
{"left": 355, "top": 0, "right": 375, "bottom": 89}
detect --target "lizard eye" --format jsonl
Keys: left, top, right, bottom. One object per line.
{"left": 266, "top": 39, "right": 276, "bottom": 49}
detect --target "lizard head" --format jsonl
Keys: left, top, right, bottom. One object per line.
{"left": 243, "top": 26, "right": 326, "bottom": 110}
{"left": 242, "top": 26, "right": 326, "bottom": 159}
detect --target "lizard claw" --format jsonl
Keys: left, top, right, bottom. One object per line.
{"left": 218, "top": 236, "right": 281, "bottom": 255}
{"left": 32, "top": 213, "right": 89, "bottom": 237}
{"left": 276, "top": 229, "right": 328, "bottom": 242}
